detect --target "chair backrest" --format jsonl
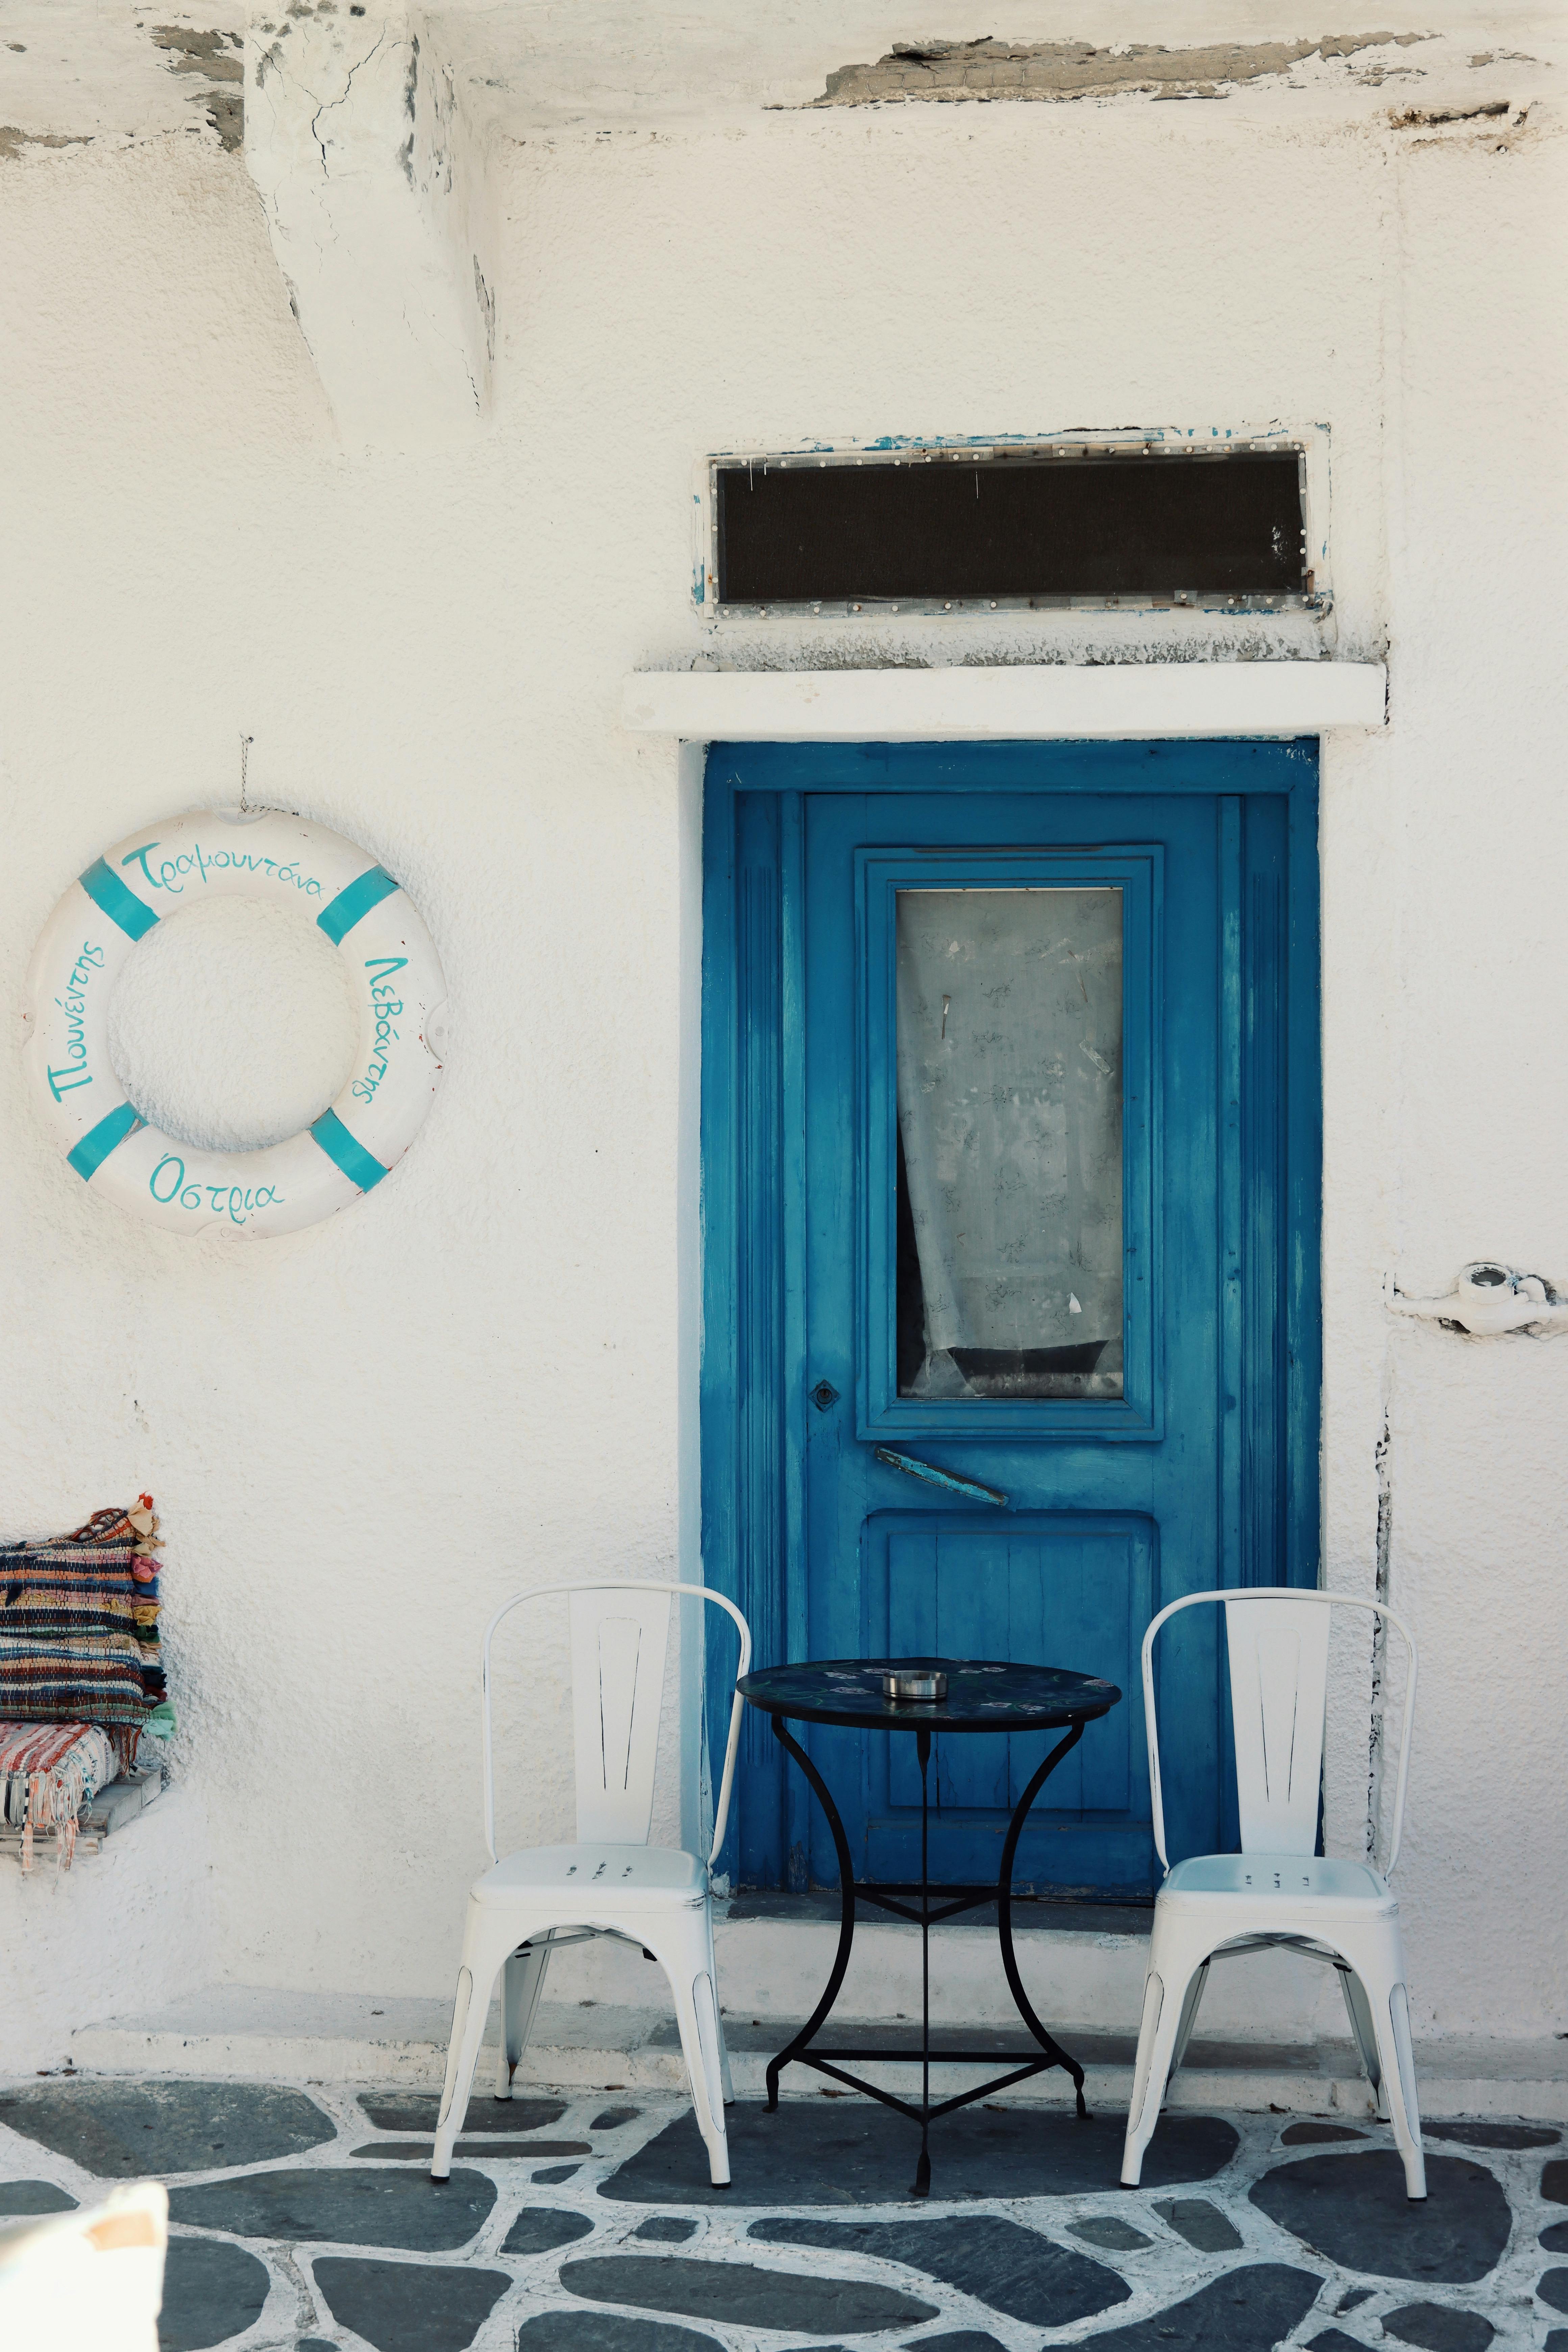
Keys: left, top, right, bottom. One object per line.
{"left": 481, "top": 1580, "right": 752, "bottom": 1869}
{"left": 569, "top": 1585, "right": 671, "bottom": 1844}
{"left": 1141, "top": 1587, "right": 1418, "bottom": 1875}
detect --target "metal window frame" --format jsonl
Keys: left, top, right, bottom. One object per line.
{"left": 693, "top": 424, "right": 1331, "bottom": 621}
{"left": 857, "top": 846, "right": 1160, "bottom": 1442}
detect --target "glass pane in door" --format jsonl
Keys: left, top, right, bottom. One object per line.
{"left": 895, "top": 887, "right": 1124, "bottom": 1399}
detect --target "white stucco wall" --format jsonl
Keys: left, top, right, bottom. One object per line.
{"left": 0, "top": 16, "right": 1564, "bottom": 2063}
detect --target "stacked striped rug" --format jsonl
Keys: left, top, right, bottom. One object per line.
{"left": 0, "top": 1499, "right": 165, "bottom": 1870}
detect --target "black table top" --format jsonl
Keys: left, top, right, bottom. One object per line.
{"left": 737, "top": 1658, "right": 1122, "bottom": 1733}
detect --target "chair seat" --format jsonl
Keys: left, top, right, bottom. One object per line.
{"left": 1160, "top": 1851, "right": 1394, "bottom": 1915}
{"left": 472, "top": 1842, "right": 707, "bottom": 1911}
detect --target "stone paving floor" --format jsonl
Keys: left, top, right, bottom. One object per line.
{"left": 0, "top": 2074, "right": 1565, "bottom": 2352}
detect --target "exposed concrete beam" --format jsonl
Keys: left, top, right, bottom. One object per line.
{"left": 425, "top": 2, "right": 1560, "bottom": 135}
{"left": 244, "top": 4, "right": 495, "bottom": 451}
{"left": 0, "top": 5, "right": 1558, "bottom": 155}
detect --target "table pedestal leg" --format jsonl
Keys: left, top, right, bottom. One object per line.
{"left": 997, "top": 1722, "right": 1090, "bottom": 2122}
{"left": 914, "top": 1725, "right": 932, "bottom": 2197}
{"left": 763, "top": 1715, "right": 857, "bottom": 2113}
{"left": 762, "top": 1706, "right": 1094, "bottom": 2195}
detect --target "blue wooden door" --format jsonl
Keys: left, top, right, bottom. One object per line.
{"left": 702, "top": 742, "right": 1320, "bottom": 1896}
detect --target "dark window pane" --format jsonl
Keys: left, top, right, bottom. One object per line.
{"left": 716, "top": 449, "right": 1304, "bottom": 605}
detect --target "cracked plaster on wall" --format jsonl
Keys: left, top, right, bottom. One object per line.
{"left": 0, "top": 7, "right": 1559, "bottom": 152}
{"left": 416, "top": 4, "right": 1559, "bottom": 136}
{"left": 150, "top": 23, "right": 245, "bottom": 153}
{"left": 244, "top": 4, "right": 496, "bottom": 447}
{"left": 0, "top": 125, "right": 90, "bottom": 161}
{"left": 811, "top": 32, "right": 1434, "bottom": 107}
{"left": 0, "top": 12, "right": 245, "bottom": 161}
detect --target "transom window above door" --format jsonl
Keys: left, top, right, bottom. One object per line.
{"left": 702, "top": 438, "right": 1321, "bottom": 616}
{"left": 860, "top": 848, "right": 1158, "bottom": 1442}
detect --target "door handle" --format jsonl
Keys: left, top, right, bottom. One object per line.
{"left": 873, "top": 1447, "right": 1008, "bottom": 1509}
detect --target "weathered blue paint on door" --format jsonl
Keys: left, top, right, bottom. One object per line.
{"left": 702, "top": 742, "right": 1320, "bottom": 1896}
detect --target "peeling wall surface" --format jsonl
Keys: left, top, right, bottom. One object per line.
{"left": 0, "top": 1, "right": 1565, "bottom": 2066}
{"left": 812, "top": 32, "right": 1435, "bottom": 106}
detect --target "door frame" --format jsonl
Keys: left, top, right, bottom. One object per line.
{"left": 700, "top": 739, "right": 1322, "bottom": 1892}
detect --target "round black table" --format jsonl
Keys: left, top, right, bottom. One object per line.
{"left": 736, "top": 1657, "right": 1122, "bottom": 2196}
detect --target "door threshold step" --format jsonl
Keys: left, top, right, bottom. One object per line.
{"left": 720, "top": 1890, "right": 1157, "bottom": 1937}
{"left": 69, "top": 1989, "right": 1568, "bottom": 2122}
{"left": 715, "top": 1897, "right": 1159, "bottom": 2031}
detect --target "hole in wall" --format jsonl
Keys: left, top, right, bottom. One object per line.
{"left": 108, "top": 897, "right": 358, "bottom": 1152}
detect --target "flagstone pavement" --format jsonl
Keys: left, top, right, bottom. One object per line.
{"left": 1, "top": 2073, "right": 1565, "bottom": 2352}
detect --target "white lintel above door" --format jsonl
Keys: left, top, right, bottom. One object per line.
{"left": 621, "top": 662, "right": 1386, "bottom": 742}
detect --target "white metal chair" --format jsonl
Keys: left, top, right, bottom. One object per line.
{"left": 432, "top": 1579, "right": 752, "bottom": 2187}
{"left": 0, "top": 2181, "right": 168, "bottom": 2352}
{"left": 1121, "top": 1587, "right": 1425, "bottom": 2199}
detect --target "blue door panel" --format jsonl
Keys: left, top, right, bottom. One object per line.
{"left": 803, "top": 783, "right": 1210, "bottom": 1894}
{"left": 873, "top": 1512, "right": 1152, "bottom": 1842}
{"left": 701, "top": 741, "right": 1321, "bottom": 1896}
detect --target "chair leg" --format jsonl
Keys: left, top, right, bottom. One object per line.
{"left": 432, "top": 1905, "right": 513, "bottom": 2182}
{"left": 1124, "top": 1970, "right": 1196, "bottom": 2186}
{"left": 1382, "top": 1981, "right": 1426, "bottom": 2200}
{"left": 1122, "top": 1970, "right": 1166, "bottom": 2186}
{"left": 647, "top": 1914, "right": 731, "bottom": 2186}
{"left": 1122, "top": 1915, "right": 1212, "bottom": 2187}
{"left": 716, "top": 2010, "right": 736, "bottom": 2108}
{"left": 1338, "top": 1963, "right": 1384, "bottom": 2111}
{"left": 704, "top": 1908, "right": 735, "bottom": 2105}
{"left": 1326, "top": 1925, "right": 1425, "bottom": 2201}
{"left": 1169, "top": 1959, "right": 1209, "bottom": 2078}
{"left": 498, "top": 1942, "right": 553, "bottom": 2099}
{"left": 679, "top": 1968, "right": 730, "bottom": 2185}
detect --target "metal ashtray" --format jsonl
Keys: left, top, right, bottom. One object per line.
{"left": 882, "top": 1668, "right": 948, "bottom": 1704}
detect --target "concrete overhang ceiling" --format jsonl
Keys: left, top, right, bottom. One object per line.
{"left": 1, "top": 3, "right": 1557, "bottom": 443}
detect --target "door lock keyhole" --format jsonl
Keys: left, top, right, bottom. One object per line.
{"left": 810, "top": 1380, "right": 839, "bottom": 1412}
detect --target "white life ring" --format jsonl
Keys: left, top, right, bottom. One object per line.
{"left": 23, "top": 809, "right": 448, "bottom": 1238}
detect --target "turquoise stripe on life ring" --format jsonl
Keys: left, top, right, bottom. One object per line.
{"left": 80, "top": 858, "right": 159, "bottom": 941}
{"left": 67, "top": 1102, "right": 139, "bottom": 1181}
{"left": 309, "top": 1108, "right": 389, "bottom": 1192}
{"left": 318, "top": 864, "right": 400, "bottom": 945}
